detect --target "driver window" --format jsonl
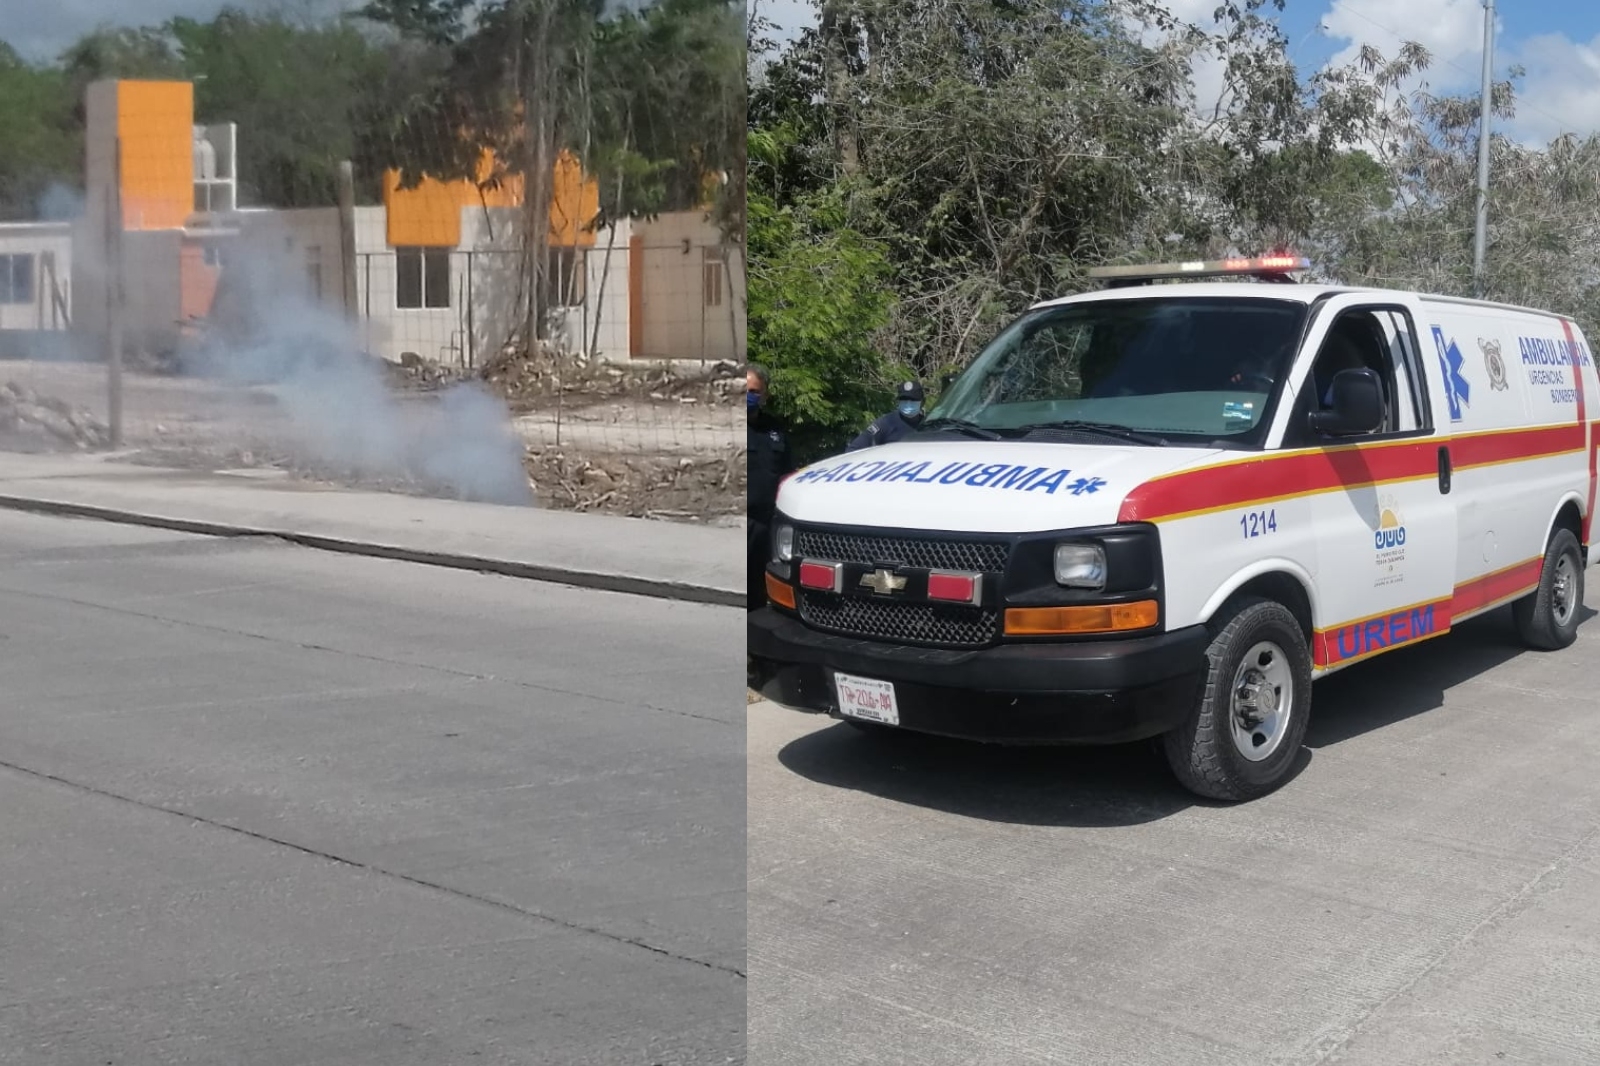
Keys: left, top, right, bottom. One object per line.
{"left": 1293, "top": 308, "right": 1422, "bottom": 442}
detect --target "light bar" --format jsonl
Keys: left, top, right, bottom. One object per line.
{"left": 1086, "top": 255, "right": 1310, "bottom": 285}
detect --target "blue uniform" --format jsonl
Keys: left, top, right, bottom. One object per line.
{"left": 847, "top": 410, "right": 920, "bottom": 452}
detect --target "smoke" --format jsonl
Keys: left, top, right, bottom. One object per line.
{"left": 183, "top": 230, "right": 535, "bottom": 507}
{"left": 36, "top": 183, "right": 86, "bottom": 222}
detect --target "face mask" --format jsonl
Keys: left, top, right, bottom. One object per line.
{"left": 747, "top": 390, "right": 762, "bottom": 411}
{"left": 898, "top": 401, "right": 923, "bottom": 420}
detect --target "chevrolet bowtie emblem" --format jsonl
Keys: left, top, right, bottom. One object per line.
{"left": 859, "top": 568, "right": 907, "bottom": 595}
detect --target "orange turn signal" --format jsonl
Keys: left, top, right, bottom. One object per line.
{"left": 1004, "top": 600, "right": 1159, "bottom": 636}
{"left": 765, "top": 571, "right": 797, "bottom": 610}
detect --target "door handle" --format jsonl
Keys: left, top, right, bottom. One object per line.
{"left": 1438, "top": 445, "right": 1452, "bottom": 495}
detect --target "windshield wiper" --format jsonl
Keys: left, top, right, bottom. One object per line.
{"left": 919, "top": 417, "right": 1003, "bottom": 441}
{"left": 1013, "top": 420, "right": 1167, "bottom": 446}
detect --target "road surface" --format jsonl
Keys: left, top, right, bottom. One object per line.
{"left": 0, "top": 509, "right": 744, "bottom": 1065}
{"left": 750, "top": 600, "right": 1600, "bottom": 1065}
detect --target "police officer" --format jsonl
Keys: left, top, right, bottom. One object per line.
{"left": 747, "top": 363, "right": 794, "bottom": 610}
{"left": 846, "top": 380, "right": 926, "bottom": 451}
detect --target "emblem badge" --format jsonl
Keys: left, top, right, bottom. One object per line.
{"left": 859, "top": 569, "right": 907, "bottom": 595}
{"left": 1480, "top": 337, "right": 1509, "bottom": 391}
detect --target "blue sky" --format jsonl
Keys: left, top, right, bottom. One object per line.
{"left": 4, "top": 0, "right": 363, "bottom": 63}
{"left": 752, "top": 0, "right": 1600, "bottom": 143}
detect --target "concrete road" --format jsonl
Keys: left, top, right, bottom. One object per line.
{"left": 750, "top": 602, "right": 1600, "bottom": 1065}
{"left": 0, "top": 511, "right": 743, "bottom": 1065}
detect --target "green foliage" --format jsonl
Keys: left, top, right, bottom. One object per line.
{"left": 363, "top": 0, "right": 744, "bottom": 227}
{"left": 0, "top": 0, "right": 740, "bottom": 225}
{"left": 749, "top": 0, "right": 1600, "bottom": 455}
{"left": 749, "top": 131, "right": 894, "bottom": 460}
{"left": 0, "top": 46, "right": 78, "bottom": 220}
{"left": 172, "top": 13, "right": 399, "bottom": 207}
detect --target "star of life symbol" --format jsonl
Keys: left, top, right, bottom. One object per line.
{"left": 1480, "top": 338, "right": 1509, "bottom": 391}
{"left": 1430, "top": 326, "right": 1471, "bottom": 422}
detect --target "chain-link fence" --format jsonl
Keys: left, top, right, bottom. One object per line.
{"left": 0, "top": 12, "right": 746, "bottom": 524}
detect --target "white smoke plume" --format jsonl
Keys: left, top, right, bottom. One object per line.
{"left": 181, "top": 231, "right": 536, "bottom": 507}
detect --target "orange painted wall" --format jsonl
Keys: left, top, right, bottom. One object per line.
{"left": 179, "top": 241, "right": 221, "bottom": 322}
{"left": 548, "top": 151, "right": 599, "bottom": 248}
{"left": 116, "top": 81, "right": 194, "bottom": 231}
{"left": 383, "top": 149, "right": 597, "bottom": 249}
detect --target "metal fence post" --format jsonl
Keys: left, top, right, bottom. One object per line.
{"left": 106, "top": 137, "right": 124, "bottom": 449}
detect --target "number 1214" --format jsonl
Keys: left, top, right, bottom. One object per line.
{"left": 1240, "top": 509, "right": 1278, "bottom": 539}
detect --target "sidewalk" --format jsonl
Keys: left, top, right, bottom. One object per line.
{"left": 0, "top": 452, "right": 744, "bottom": 607}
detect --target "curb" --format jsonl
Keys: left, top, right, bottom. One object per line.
{"left": 0, "top": 494, "right": 745, "bottom": 609}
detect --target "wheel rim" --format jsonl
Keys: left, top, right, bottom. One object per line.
{"left": 1230, "top": 641, "right": 1294, "bottom": 763}
{"left": 1553, "top": 552, "right": 1579, "bottom": 628}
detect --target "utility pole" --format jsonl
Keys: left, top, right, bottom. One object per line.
{"left": 337, "top": 160, "right": 359, "bottom": 320}
{"left": 106, "top": 137, "right": 124, "bottom": 448}
{"left": 1472, "top": 0, "right": 1495, "bottom": 299}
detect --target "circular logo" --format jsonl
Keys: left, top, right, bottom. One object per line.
{"left": 1481, "top": 338, "right": 1509, "bottom": 391}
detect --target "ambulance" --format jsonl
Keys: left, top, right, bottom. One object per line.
{"left": 747, "top": 256, "right": 1600, "bottom": 801}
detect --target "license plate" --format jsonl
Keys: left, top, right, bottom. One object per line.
{"left": 835, "top": 672, "right": 899, "bottom": 727}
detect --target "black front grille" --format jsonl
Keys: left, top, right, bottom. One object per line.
{"left": 793, "top": 529, "right": 1010, "bottom": 573}
{"left": 792, "top": 526, "right": 1008, "bottom": 647}
{"left": 799, "top": 592, "right": 999, "bottom": 647}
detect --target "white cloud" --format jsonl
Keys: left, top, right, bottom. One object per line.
{"left": 751, "top": 0, "right": 814, "bottom": 44}
{"left": 1319, "top": 0, "right": 1487, "bottom": 89}
{"left": 1317, "top": 0, "right": 1600, "bottom": 143}
{"left": 1503, "top": 32, "right": 1600, "bottom": 143}
{"left": 1124, "top": 0, "right": 1232, "bottom": 120}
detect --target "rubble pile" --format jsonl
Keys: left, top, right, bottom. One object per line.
{"left": 0, "top": 382, "right": 112, "bottom": 450}
{"left": 478, "top": 346, "right": 742, "bottom": 410}
{"left": 384, "top": 352, "right": 475, "bottom": 390}
{"left": 524, "top": 446, "right": 745, "bottom": 521}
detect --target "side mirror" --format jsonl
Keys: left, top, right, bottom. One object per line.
{"left": 1308, "top": 368, "right": 1383, "bottom": 437}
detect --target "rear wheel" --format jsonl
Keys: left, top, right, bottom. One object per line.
{"left": 1513, "top": 527, "right": 1584, "bottom": 650}
{"left": 1163, "top": 598, "right": 1312, "bottom": 802}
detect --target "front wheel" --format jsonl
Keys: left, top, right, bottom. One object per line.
{"left": 1512, "top": 527, "right": 1584, "bottom": 650}
{"left": 1163, "top": 598, "right": 1312, "bottom": 802}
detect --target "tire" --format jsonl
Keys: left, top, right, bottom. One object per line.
{"left": 1513, "top": 527, "right": 1584, "bottom": 651}
{"left": 1163, "top": 597, "right": 1312, "bottom": 802}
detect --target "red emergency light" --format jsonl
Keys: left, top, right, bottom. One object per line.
{"left": 926, "top": 571, "right": 982, "bottom": 605}
{"left": 798, "top": 561, "right": 843, "bottom": 593}
{"left": 1087, "top": 254, "right": 1310, "bottom": 287}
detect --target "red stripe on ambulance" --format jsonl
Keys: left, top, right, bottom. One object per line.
{"left": 1311, "top": 557, "right": 1544, "bottom": 669}
{"left": 1120, "top": 425, "right": 1585, "bottom": 524}
{"left": 1558, "top": 316, "right": 1599, "bottom": 542}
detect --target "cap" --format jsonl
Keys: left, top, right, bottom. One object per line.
{"left": 896, "top": 380, "right": 925, "bottom": 402}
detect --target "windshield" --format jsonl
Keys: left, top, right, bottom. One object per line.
{"left": 927, "top": 296, "right": 1309, "bottom": 445}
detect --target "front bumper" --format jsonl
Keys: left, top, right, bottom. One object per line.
{"left": 748, "top": 607, "right": 1210, "bottom": 745}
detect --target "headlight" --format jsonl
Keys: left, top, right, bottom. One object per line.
{"left": 1053, "top": 543, "right": 1106, "bottom": 589}
{"left": 773, "top": 523, "right": 794, "bottom": 562}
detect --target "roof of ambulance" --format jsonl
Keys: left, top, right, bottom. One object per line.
{"left": 1032, "top": 282, "right": 1378, "bottom": 309}
{"left": 1031, "top": 281, "right": 1568, "bottom": 320}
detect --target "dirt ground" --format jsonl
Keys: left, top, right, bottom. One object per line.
{"left": 0, "top": 354, "right": 746, "bottom": 524}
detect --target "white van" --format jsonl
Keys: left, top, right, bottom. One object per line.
{"left": 748, "top": 256, "right": 1599, "bottom": 801}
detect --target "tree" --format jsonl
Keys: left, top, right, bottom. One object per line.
{"left": 748, "top": 0, "right": 1600, "bottom": 454}
{"left": 748, "top": 127, "right": 894, "bottom": 459}
{"left": 0, "top": 45, "right": 77, "bottom": 220}
{"left": 361, "top": 0, "right": 745, "bottom": 345}
{"left": 172, "top": 11, "right": 405, "bottom": 207}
